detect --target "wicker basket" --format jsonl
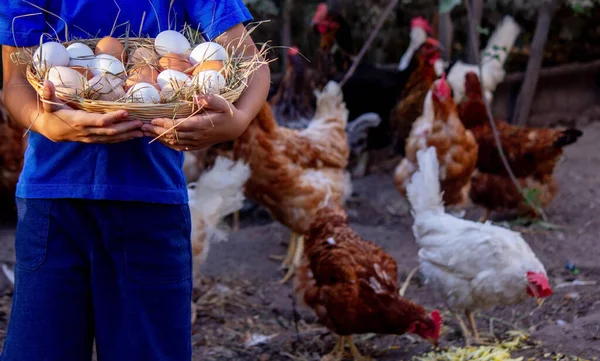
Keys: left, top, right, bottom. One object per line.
{"left": 25, "top": 37, "right": 252, "bottom": 122}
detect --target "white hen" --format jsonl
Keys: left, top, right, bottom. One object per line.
{"left": 406, "top": 146, "right": 552, "bottom": 345}
{"left": 188, "top": 156, "right": 250, "bottom": 323}
{"left": 446, "top": 16, "right": 521, "bottom": 104}
{"left": 188, "top": 156, "right": 250, "bottom": 269}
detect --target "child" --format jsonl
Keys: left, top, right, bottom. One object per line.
{"left": 0, "top": 1, "right": 270, "bottom": 360}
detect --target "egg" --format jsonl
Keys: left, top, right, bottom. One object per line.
{"left": 156, "top": 69, "right": 191, "bottom": 89}
{"left": 160, "top": 84, "right": 176, "bottom": 98}
{"left": 70, "top": 66, "right": 94, "bottom": 80}
{"left": 45, "top": 66, "right": 86, "bottom": 95}
{"left": 189, "top": 42, "right": 227, "bottom": 65}
{"left": 67, "top": 43, "right": 94, "bottom": 68}
{"left": 192, "top": 70, "right": 226, "bottom": 95}
{"left": 88, "top": 74, "right": 126, "bottom": 101}
{"left": 154, "top": 30, "right": 191, "bottom": 56}
{"left": 91, "top": 54, "right": 126, "bottom": 77}
{"left": 130, "top": 47, "right": 158, "bottom": 67}
{"left": 125, "top": 66, "right": 160, "bottom": 91}
{"left": 95, "top": 36, "right": 126, "bottom": 63}
{"left": 192, "top": 60, "right": 224, "bottom": 76}
{"left": 159, "top": 53, "right": 192, "bottom": 72}
{"left": 126, "top": 82, "right": 162, "bottom": 103}
{"left": 33, "top": 42, "right": 70, "bottom": 71}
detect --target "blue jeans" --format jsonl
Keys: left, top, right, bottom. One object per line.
{"left": 1, "top": 198, "right": 193, "bottom": 361}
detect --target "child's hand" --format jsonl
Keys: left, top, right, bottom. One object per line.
{"left": 38, "top": 80, "right": 144, "bottom": 143}
{"left": 142, "top": 95, "right": 251, "bottom": 151}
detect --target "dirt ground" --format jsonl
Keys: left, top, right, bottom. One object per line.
{"left": 0, "top": 122, "right": 599, "bottom": 360}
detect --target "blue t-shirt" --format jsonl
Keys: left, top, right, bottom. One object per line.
{"left": 0, "top": 0, "right": 253, "bottom": 204}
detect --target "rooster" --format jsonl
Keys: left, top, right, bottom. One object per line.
{"left": 295, "top": 205, "right": 442, "bottom": 360}
{"left": 394, "top": 75, "right": 478, "bottom": 211}
{"left": 312, "top": 3, "right": 420, "bottom": 174}
{"left": 458, "top": 72, "right": 582, "bottom": 220}
{"left": 406, "top": 146, "right": 552, "bottom": 346}
{"left": 188, "top": 156, "right": 250, "bottom": 323}
{"left": 312, "top": 2, "right": 354, "bottom": 85}
{"left": 233, "top": 81, "right": 352, "bottom": 283}
{"left": 446, "top": 16, "right": 521, "bottom": 104}
{"left": 390, "top": 37, "right": 442, "bottom": 154}
{"left": 270, "top": 47, "right": 316, "bottom": 130}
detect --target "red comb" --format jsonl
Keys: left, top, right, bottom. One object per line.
{"left": 433, "top": 74, "right": 451, "bottom": 100}
{"left": 411, "top": 17, "right": 433, "bottom": 33}
{"left": 431, "top": 310, "right": 443, "bottom": 338}
{"left": 527, "top": 271, "right": 553, "bottom": 297}
{"left": 313, "top": 3, "right": 328, "bottom": 24}
{"left": 425, "top": 38, "right": 440, "bottom": 46}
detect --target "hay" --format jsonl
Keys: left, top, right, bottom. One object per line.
{"left": 18, "top": 23, "right": 271, "bottom": 122}
{"left": 412, "top": 331, "right": 530, "bottom": 361}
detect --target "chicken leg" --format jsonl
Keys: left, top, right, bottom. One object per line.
{"left": 191, "top": 301, "right": 197, "bottom": 325}
{"left": 269, "top": 232, "right": 297, "bottom": 267}
{"left": 466, "top": 310, "right": 482, "bottom": 344}
{"left": 346, "top": 336, "right": 372, "bottom": 361}
{"left": 233, "top": 211, "right": 240, "bottom": 232}
{"left": 321, "top": 336, "right": 345, "bottom": 361}
{"left": 454, "top": 312, "right": 472, "bottom": 347}
{"left": 279, "top": 235, "right": 304, "bottom": 284}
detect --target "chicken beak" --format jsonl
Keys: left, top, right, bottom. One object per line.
{"left": 536, "top": 297, "right": 543, "bottom": 306}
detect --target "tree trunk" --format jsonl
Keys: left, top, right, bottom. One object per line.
{"left": 281, "top": 0, "right": 293, "bottom": 70}
{"left": 466, "top": 0, "right": 484, "bottom": 64}
{"left": 512, "top": 0, "right": 561, "bottom": 125}
{"left": 438, "top": 11, "right": 454, "bottom": 61}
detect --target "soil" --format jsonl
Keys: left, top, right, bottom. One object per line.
{"left": 0, "top": 122, "right": 599, "bottom": 361}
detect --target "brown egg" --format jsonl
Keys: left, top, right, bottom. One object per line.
{"left": 130, "top": 47, "right": 158, "bottom": 67}
{"left": 70, "top": 66, "right": 93, "bottom": 80}
{"left": 124, "top": 65, "right": 160, "bottom": 91}
{"left": 192, "top": 60, "right": 224, "bottom": 76}
{"left": 159, "top": 53, "right": 192, "bottom": 72}
{"left": 95, "top": 36, "right": 127, "bottom": 63}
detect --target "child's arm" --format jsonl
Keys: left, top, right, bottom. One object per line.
{"left": 2, "top": 45, "right": 143, "bottom": 143}
{"left": 143, "top": 24, "right": 270, "bottom": 151}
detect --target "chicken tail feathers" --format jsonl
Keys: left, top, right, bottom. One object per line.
{"left": 553, "top": 128, "right": 583, "bottom": 148}
{"left": 482, "top": 16, "right": 521, "bottom": 67}
{"left": 346, "top": 112, "right": 381, "bottom": 155}
{"left": 406, "top": 146, "right": 444, "bottom": 216}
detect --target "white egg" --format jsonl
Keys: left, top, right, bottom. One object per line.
{"left": 45, "top": 66, "right": 86, "bottom": 95}
{"left": 91, "top": 54, "right": 126, "bottom": 77}
{"left": 66, "top": 43, "right": 94, "bottom": 67}
{"left": 156, "top": 69, "right": 191, "bottom": 89}
{"left": 161, "top": 84, "right": 175, "bottom": 98}
{"left": 33, "top": 42, "right": 70, "bottom": 71}
{"left": 154, "top": 30, "right": 191, "bottom": 56}
{"left": 189, "top": 42, "right": 227, "bottom": 65}
{"left": 88, "top": 74, "right": 126, "bottom": 101}
{"left": 126, "top": 82, "right": 161, "bottom": 103}
{"left": 192, "top": 70, "right": 226, "bottom": 95}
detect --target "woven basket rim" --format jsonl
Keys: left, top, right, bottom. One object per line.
{"left": 25, "top": 37, "right": 249, "bottom": 118}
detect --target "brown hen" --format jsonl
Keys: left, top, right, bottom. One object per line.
{"left": 394, "top": 76, "right": 478, "bottom": 210}
{"left": 233, "top": 81, "right": 351, "bottom": 283}
{"left": 295, "top": 205, "right": 442, "bottom": 360}
{"left": 390, "top": 37, "right": 441, "bottom": 154}
{"left": 458, "top": 72, "right": 582, "bottom": 220}
{"left": 270, "top": 47, "right": 316, "bottom": 130}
